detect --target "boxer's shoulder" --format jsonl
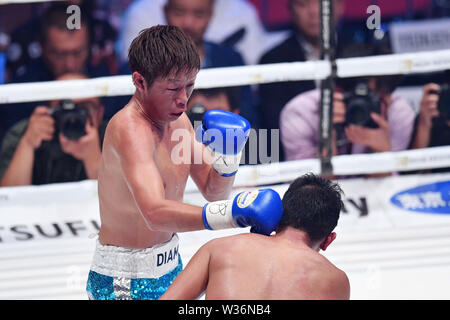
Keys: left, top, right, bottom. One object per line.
{"left": 105, "top": 107, "right": 157, "bottom": 155}
{"left": 207, "top": 232, "right": 268, "bottom": 254}
{"left": 107, "top": 104, "right": 145, "bottom": 132}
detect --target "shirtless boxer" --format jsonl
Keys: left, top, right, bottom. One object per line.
{"left": 160, "top": 173, "right": 350, "bottom": 300}
{"left": 86, "top": 25, "right": 283, "bottom": 300}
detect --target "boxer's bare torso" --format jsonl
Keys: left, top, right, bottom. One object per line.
{"left": 95, "top": 68, "right": 236, "bottom": 250}
{"left": 205, "top": 233, "right": 349, "bottom": 299}
{"left": 161, "top": 230, "right": 350, "bottom": 300}
{"left": 98, "top": 101, "right": 191, "bottom": 248}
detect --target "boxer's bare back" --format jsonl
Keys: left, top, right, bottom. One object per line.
{"left": 204, "top": 233, "right": 349, "bottom": 299}
{"left": 161, "top": 231, "right": 350, "bottom": 300}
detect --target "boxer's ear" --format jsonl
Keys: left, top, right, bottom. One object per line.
{"left": 319, "top": 232, "right": 336, "bottom": 251}
{"left": 132, "top": 72, "right": 147, "bottom": 93}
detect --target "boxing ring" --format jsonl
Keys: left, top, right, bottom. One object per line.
{"left": 1, "top": 1, "right": 450, "bottom": 301}
{"left": 1, "top": 171, "right": 450, "bottom": 300}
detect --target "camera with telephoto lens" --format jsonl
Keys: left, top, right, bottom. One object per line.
{"left": 343, "top": 82, "right": 381, "bottom": 128}
{"left": 50, "top": 100, "right": 88, "bottom": 141}
{"left": 186, "top": 103, "right": 207, "bottom": 128}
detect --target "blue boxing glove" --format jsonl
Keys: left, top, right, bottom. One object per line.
{"left": 202, "top": 189, "right": 283, "bottom": 236}
{"left": 195, "top": 110, "right": 250, "bottom": 177}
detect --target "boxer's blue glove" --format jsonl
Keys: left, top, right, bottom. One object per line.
{"left": 203, "top": 189, "right": 283, "bottom": 236}
{"left": 195, "top": 110, "right": 250, "bottom": 177}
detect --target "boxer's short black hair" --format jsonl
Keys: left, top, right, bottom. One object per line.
{"left": 128, "top": 25, "right": 200, "bottom": 88}
{"left": 276, "top": 173, "right": 344, "bottom": 241}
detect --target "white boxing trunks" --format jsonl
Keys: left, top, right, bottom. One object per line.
{"left": 86, "top": 234, "right": 182, "bottom": 300}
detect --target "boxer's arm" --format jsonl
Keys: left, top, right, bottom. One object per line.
{"left": 160, "top": 241, "right": 212, "bottom": 300}
{"left": 189, "top": 125, "right": 235, "bottom": 202}
{"left": 115, "top": 122, "right": 204, "bottom": 232}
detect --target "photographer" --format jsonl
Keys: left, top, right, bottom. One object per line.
{"left": 0, "top": 73, "right": 106, "bottom": 187}
{"left": 410, "top": 82, "right": 450, "bottom": 172}
{"left": 411, "top": 83, "right": 450, "bottom": 149}
{"left": 280, "top": 43, "right": 416, "bottom": 163}
{"left": 0, "top": 3, "right": 114, "bottom": 144}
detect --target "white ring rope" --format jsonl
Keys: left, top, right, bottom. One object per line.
{"left": 1, "top": 49, "right": 450, "bottom": 104}
{"left": 185, "top": 145, "right": 450, "bottom": 191}
{"left": 0, "top": 61, "right": 330, "bottom": 104}
{"left": 0, "top": 36, "right": 449, "bottom": 180}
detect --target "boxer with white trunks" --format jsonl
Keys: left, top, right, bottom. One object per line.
{"left": 86, "top": 25, "right": 283, "bottom": 300}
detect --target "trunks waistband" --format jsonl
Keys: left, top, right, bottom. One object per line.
{"left": 90, "top": 234, "right": 179, "bottom": 279}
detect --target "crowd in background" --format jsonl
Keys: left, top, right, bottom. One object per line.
{"left": 0, "top": 0, "right": 449, "bottom": 187}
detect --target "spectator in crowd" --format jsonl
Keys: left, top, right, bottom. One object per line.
{"left": 257, "top": 0, "right": 344, "bottom": 161}
{"left": 5, "top": 0, "right": 118, "bottom": 82}
{"left": 187, "top": 87, "right": 241, "bottom": 116}
{"left": 0, "top": 3, "right": 115, "bottom": 144}
{"left": 410, "top": 83, "right": 450, "bottom": 149}
{"left": 117, "top": 0, "right": 287, "bottom": 66}
{"left": 118, "top": 0, "right": 260, "bottom": 129}
{"left": 280, "top": 43, "right": 416, "bottom": 166}
{"left": 0, "top": 73, "right": 107, "bottom": 187}
{"left": 409, "top": 82, "right": 450, "bottom": 172}
{"left": 164, "top": 0, "right": 233, "bottom": 68}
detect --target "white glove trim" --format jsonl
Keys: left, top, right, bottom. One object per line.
{"left": 203, "top": 199, "right": 238, "bottom": 230}
{"left": 212, "top": 151, "right": 243, "bottom": 176}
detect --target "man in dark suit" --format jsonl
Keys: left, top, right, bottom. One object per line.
{"left": 257, "top": 0, "right": 344, "bottom": 161}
